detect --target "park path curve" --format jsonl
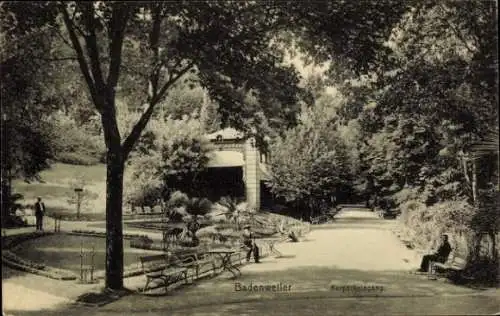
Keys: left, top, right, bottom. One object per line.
{"left": 3, "top": 208, "right": 499, "bottom": 316}
{"left": 245, "top": 208, "right": 421, "bottom": 273}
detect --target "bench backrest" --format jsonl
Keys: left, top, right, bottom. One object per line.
{"left": 140, "top": 254, "right": 168, "bottom": 271}
{"left": 450, "top": 256, "right": 468, "bottom": 269}
{"left": 445, "top": 251, "right": 469, "bottom": 269}
{"left": 170, "top": 252, "right": 196, "bottom": 265}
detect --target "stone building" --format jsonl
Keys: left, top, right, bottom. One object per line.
{"left": 204, "top": 128, "right": 271, "bottom": 210}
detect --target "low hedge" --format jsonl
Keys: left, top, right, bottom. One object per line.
{"left": 2, "top": 254, "right": 77, "bottom": 280}
{"left": 57, "top": 152, "right": 100, "bottom": 166}
{"left": 129, "top": 236, "right": 154, "bottom": 249}
{"left": 2, "top": 231, "right": 53, "bottom": 249}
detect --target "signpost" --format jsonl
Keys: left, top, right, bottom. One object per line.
{"left": 74, "top": 187, "right": 83, "bottom": 219}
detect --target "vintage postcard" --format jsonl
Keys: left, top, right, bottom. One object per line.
{"left": 1, "top": 1, "right": 498, "bottom": 315}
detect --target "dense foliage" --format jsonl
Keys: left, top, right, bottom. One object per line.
{"left": 124, "top": 113, "right": 213, "bottom": 208}
{"left": 267, "top": 90, "right": 353, "bottom": 219}
{"left": 335, "top": 1, "right": 499, "bottom": 277}
{"left": 2, "top": 0, "right": 496, "bottom": 287}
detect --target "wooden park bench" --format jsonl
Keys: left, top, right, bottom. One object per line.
{"left": 140, "top": 254, "right": 188, "bottom": 292}
{"left": 172, "top": 251, "right": 217, "bottom": 279}
{"left": 428, "top": 252, "right": 470, "bottom": 281}
{"left": 310, "top": 213, "right": 332, "bottom": 224}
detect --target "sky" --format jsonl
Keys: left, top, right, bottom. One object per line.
{"left": 283, "top": 50, "right": 339, "bottom": 97}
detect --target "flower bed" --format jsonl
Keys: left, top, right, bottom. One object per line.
{"left": 123, "top": 212, "right": 164, "bottom": 220}
{"left": 70, "top": 230, "right": 151, "bottom": 240}
{"left": 2, "top": 232, "right": 78, "bottom": 280}
{"left": 8, "top": 232, "right": 159, "bottom": 281}
{"left": 129, "top": 236, "right": 155, "bottom": 249}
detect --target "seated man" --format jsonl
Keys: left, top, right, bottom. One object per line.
{"left": 242, "top": 225, "right": 260, "bottom": 263}
{"left": 417, "top": 234, "right": 452, "bottom": 272}
{"left": 187, "top": 216, "right": 201, "bottom": 244}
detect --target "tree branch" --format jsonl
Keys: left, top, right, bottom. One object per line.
{"left": 52, "top": 27, "right": 73, "bottom": 48}
{"left": 82, "top": 2, "right": 106, "bottom": 89}
{"left": 437, "top": 3, "right": 476, "bottom": 55}
{"left": 107, "top": 3, "right": 130, "bottom": 90}
{"left": 71, "top": 3, "right": 87, "bottom": 38}
{"left": 153, "top": 61, "right": 195, "bottom": 104}
{"left": 147, "top": 3, "right": 163, "bottom": 101}
{"left": 58, "top": 2, "right": 100, "bottom": 111}
{"left": 121, "top": 61, "right": 195, "bottom": 158}
{"left": 41, "top": 56, "right": 79, "bottom": 62}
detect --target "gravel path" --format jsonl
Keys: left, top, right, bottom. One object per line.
{"left": 246, "top": 209, "right": 421, "bottom": 273}
{"left": 3, "top": 208, "right": 499, "bottom": 316}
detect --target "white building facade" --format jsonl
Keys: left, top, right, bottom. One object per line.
{"left": 205, "top": 128, "right": 270, "bottom": 210}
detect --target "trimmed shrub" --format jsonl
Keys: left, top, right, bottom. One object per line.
{"left": 130, "top": 236, "right": 154, "bottom": 249}
{"left": 57, "top": 152, "right": 100, "bottom": 166}
{"left": 186, "top": 197, "right": 212, "bottom": 217}
{"left": 168, "top": 206, "right": 189, "bottom": 222}
{"left": 167, "top": 191, "right": 190, "bottom": 208}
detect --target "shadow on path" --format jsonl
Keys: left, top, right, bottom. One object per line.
{"left": 7, "top": 265, "right": 499, "bottom": 316}
{"left": 4, "top": 208, "right": 499, "bottom": 316}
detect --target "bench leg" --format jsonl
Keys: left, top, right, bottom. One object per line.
{"left": 269, "top": 243, "right": 282, "bottom": 257}
{"left": 225, "top": 265, "right": 241, "bottom": 278}
{"left": 184, "top": 271, "right": 189, "bottom": 284}
{"left": 428, "top": 262, "right": 438, "bottom": 280}
{"left": 143, "top": 277, "right": 152, "bottom": 292}
{"left": 196, "top": 265, "right": 201, "bottom": 279}
{"left": 161, "top": 276, "right": 170, "bottom": 293}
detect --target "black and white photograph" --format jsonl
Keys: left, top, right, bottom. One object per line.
{"left": 1, "top": 1, "right": 498, "bottom": 315}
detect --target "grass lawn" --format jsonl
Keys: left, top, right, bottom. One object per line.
{"left": 36, "top": 163, "right": 106, "bottom": 184}
{"left": 10, "top": 233, "right": 162, "bottom": 274}
{"left": 13, "top": 163, "right": 107, "bottom": 220}
{"left": 3, "top": 210, "right": 499, "bottom": 316}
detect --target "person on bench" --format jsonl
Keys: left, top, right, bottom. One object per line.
{"left": 242, "top": 225, "right": 260, "bottom": 263}
{"left": 417, "top": 234, "right": 452, "bottom": 272}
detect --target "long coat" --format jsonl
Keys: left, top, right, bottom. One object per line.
{"left": 35, "top": 202, "right": 45, "bottom": 217}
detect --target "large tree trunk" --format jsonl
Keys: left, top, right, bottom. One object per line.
{"left": 105, "top": 148, "right": 125, "bottom": 290}
{"left": 100, "top": 97, "right": 126, "bottom": 291}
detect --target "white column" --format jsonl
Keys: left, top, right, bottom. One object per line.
{"left": 244, "top": 137, "right": 260, "bottom": 210}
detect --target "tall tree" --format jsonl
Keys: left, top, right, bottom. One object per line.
{"left": 52, "top": 2, "right": 305, "bottom": 290}
{"left": 3, "top": 1, "right": 417, "bottom": 290}
{"left": 268, "top": 92, "right": 352, "bottom": 218}
{"left": 1, "top": 3, "right": 63, "bottom": 223}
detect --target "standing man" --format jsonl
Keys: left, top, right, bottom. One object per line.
{"left": 34, "top": 197, "right": 45, "bottom": 231}
{"left": 242, "top": 225, "right": 260, "bottom": 263}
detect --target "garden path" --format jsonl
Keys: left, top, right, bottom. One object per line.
{"left": 3, "top": 208, "right": 499, "bottom": 315}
